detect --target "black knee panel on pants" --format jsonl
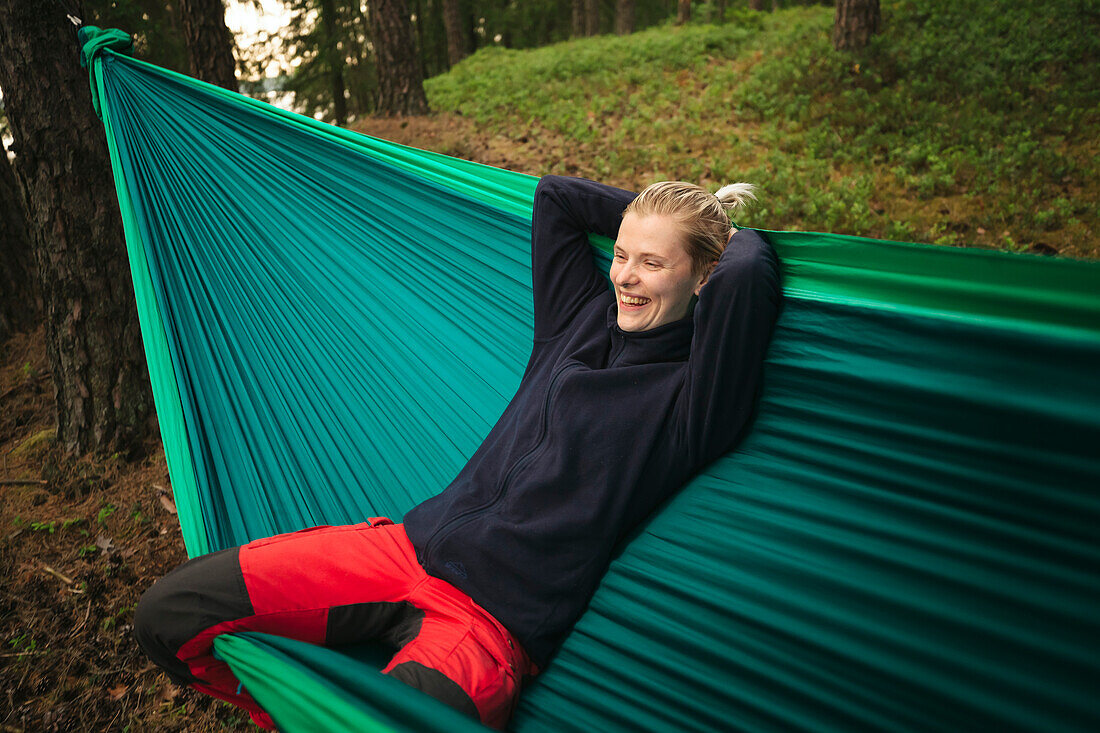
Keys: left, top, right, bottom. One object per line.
{"left": 133, "top": 546, "right": 253, "bottom": 684}
{"left": 385, "top": 660, "right": 480, "bottom": 721}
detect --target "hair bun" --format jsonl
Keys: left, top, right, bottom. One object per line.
{"left": 714, "top": 183, "right": 757, "bottom": 215}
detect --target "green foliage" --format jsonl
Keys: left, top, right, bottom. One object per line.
{"left": 241, "top": 0, "right": 376, "bottom": 123}
{"left": 97, "top": 503, "right": 116, "bottom": 525}
{"left": 735, "top": 0, "right": 1100, "bottom": 246}
{"left": 423, "top": 1, "right": 1099, "bottom": 255}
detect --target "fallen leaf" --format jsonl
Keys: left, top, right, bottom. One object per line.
{"left": 108, "top": 684, "right": 129, "bottom": 701}
{"left": 158, "top": 494, "right": 177, "bottom": 515}
{"left": 95, "top": 534, "right": 118, "bottom": 555}
{"left": 154, "top": 484, "right": 177, "bottom": 515}
{"left": 153, "top": 681, "right": 179, "bottom": 707}
{"left": 976, "top": 227, "right": 986, "bottom": 235}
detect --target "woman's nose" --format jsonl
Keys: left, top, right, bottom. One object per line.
{"left": 614, "top": 263, "right": 637, "bottom": 286}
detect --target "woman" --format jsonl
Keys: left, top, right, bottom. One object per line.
{"left": 134, "top": 174, "right": 781, "bottom": 729}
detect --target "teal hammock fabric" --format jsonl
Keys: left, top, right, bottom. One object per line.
{"left": 78, "top": 27, "right": 1100, "bottom": 732}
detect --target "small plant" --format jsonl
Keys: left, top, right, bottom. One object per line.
{"left": 97, "top": 504, "right": 116, "bottom": 525}
{"left": 29, "top": 520, "right": 57, "bottom": 534}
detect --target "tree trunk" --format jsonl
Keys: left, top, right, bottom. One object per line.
{"left": 368, "top": 0, "right": 430, "bottom": 115}
{"left": 441, "top": 0, "right": 468, "bottom": 66}
{"left": 177, "top": 0, "right": 237, "bottom": 91}
{"left": 833, "top": 0, "right": 881, "bottom": 50}
{"left": 571, "top": 0, "right": 584, "bottom": 37}
{"left": 677, "top": 0, "right": 690, "bottom": 25}
{"left": 585, "top": 0, "right": 599, "bottom": 36}
{"left": 615, "top": 0, "right": 635, "bottom": 35}
{"left": 749, "top": 0, "right": 765, "bottom": 10}
{"left": 714, "top": 0, "right": 727, "bottom": 23}
{"left": 319, "top": 0, "right": 348, "bottom": 125}
{"left": 0, "top": 2, "right": 154, "bottom": 457}
{"left": 0, "top": 139, "right": 38, "bottom": 343}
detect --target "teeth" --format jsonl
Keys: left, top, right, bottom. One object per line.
{"left": 621, "top": 295, "right": 650, "bottom": 305}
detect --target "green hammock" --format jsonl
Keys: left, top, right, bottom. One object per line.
{"left": 78, "top": 27, "right": 1100, "bottom": 732}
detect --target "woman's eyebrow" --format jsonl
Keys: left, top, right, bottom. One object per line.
{"left": 614, "top": 245, "right": 666, "bottom": 259}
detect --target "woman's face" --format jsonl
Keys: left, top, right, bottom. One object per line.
{"left": 610, "top": 213, "right": 708, "bottom": 332}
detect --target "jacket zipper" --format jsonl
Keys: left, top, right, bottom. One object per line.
{"left": 422, "top": 362, "right": 575, "bottom": 565}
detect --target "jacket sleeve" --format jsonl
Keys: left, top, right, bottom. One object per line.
{"left": 674, "top": 229, "right": 782, "bottom": 468}
{"left": 530, "top": 175, "right": 637, "bottom": 340}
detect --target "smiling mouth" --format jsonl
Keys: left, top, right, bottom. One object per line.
{"left": 620, "top": 294, "right": 651, "bottom": 307}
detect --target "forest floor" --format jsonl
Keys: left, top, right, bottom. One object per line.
{"left": 0, "top": 327, "right": 249, "bottom": 732}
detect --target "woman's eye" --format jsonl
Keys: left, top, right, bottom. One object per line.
{"left": 614, "top": 253, "right": 626, "bottom": 261}
{"left": 645, "top": 262, "right": 660, "bottom": 269}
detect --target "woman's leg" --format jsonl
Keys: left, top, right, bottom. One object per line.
{"left": 133, "top": 518, "right": 423, "bottom": 729}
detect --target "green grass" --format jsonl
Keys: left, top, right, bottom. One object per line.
{"left": 423, "top": 1, "right": 1100, "bottom": 258}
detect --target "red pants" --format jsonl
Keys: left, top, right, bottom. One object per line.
{"left": 134, "top": 519, "right": 537, "bottom": 729}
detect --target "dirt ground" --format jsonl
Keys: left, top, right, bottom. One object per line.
{"left": 0, "top": 327, "right": 250, "bottom": 732}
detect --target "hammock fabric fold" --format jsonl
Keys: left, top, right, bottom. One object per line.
{"left": 78, "top": 26, "right": 1100, "bottom": 732}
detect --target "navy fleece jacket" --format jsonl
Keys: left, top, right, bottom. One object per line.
{"left": 404, "top": 174, "right": 781, "bottom": 669}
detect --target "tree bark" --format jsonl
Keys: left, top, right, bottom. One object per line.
{"left": 177, "top": 0, "right": 237, "bottom": 91}
{"left": 368, "top": 0, "right": 430, "bottom": 115}
{"left": 615, "top": 0, "right": 635, "bottom": 35}
{"left": 0, "top": 139, "right": 38, "bottom": 343}
{"left": 677, "top": 0, "right": 691, "bottom": 25}
{"left": 441, "top": 0, "right": 468, "bottom": 66}
{"left": 0, "top": 2, "right": 154, "bottom": 457}
{"left": 833, "top": 0, "right": 881, "bottom": 50}
{"left": 571, "top": 0, "right": 584, "bottom": 37}
{"left": 749, "top": 0, "right": 765, "bottom": 10}
{"left": 585, "top": 0, "right": 599, "bottom": 36}
{"left": 319, "top": 0, "right": 348, "bottom": 125}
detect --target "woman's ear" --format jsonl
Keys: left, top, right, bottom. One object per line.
{"left": 694, "top": 261, "right": 718, "bottom": 296}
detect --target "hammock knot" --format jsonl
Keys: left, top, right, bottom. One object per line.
{"left": 76, "top": 26, "right": 134, "bottom": 120}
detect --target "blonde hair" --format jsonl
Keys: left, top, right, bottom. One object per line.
{"left": 623, "top": 181, "right": 757, "bottom": 275}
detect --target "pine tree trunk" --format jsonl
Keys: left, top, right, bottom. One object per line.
{"left": 615, "top": 0, "right": 635, "bottom": 35}
{"left": 177, "top": 0, "right": 237, "bottom": 91}
{"left": 319, "top": 0, "right": 348, "bottom": 125}
{"left": 0, "top": 2, "right": 154, "bottom": 457}
{"left": 572, "top": 0, "right": 584, "bottom": 37}
{"left": 585, "top": 0, "right": 599, "bottom": 36}
{"left": 368, "top": 0, "right": 430, "bottom": 115}
{"left": 0, "top": 141, "right": 38, "bottom": 343}
{"left": 833, "top": 0, "right": 881, "bottom": 50}
{"left": 677, "top": 0, "right": 691, "bottom": 25}
{"left": 441, "top": 0, "right": 468, "bottom": 66}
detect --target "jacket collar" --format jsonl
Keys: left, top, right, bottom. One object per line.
{"left": 605, "top": 302, "right": 694, "bottom": 366}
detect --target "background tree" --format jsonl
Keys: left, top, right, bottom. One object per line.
{"left": 833, "top": 0, "right": 880, "bottom": 50}
{"left": 677, "top": 0, "right": 690, "bottom": 25}
{"left": 615, "top": 0, "right": 635, "bottom": 35}
{"left": 368, "top": 0, "right": 430, "bottom": 115}
{"left": 257, "top": 0, "right": 375, "bottom": 124}
{"left": 0, "top": 134, "right": 37, "bottom": 345}
{"left": 585, "top": 0, "right": 600, "bottom": 35}
{"left": 572, "top": 0, "right": 584, "bottom": 37}
{"left": 177, "top": 0, "right": 237, "bottom": 90}
{"left": 441, "top": 0, "right": 468, "bottom": 65}
{"left": 0, "top": 2, "right": 154, "bottom": 457}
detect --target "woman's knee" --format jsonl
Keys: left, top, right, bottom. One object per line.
{"left": 133, "top": 546, "right": 253, "bottom": 682}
